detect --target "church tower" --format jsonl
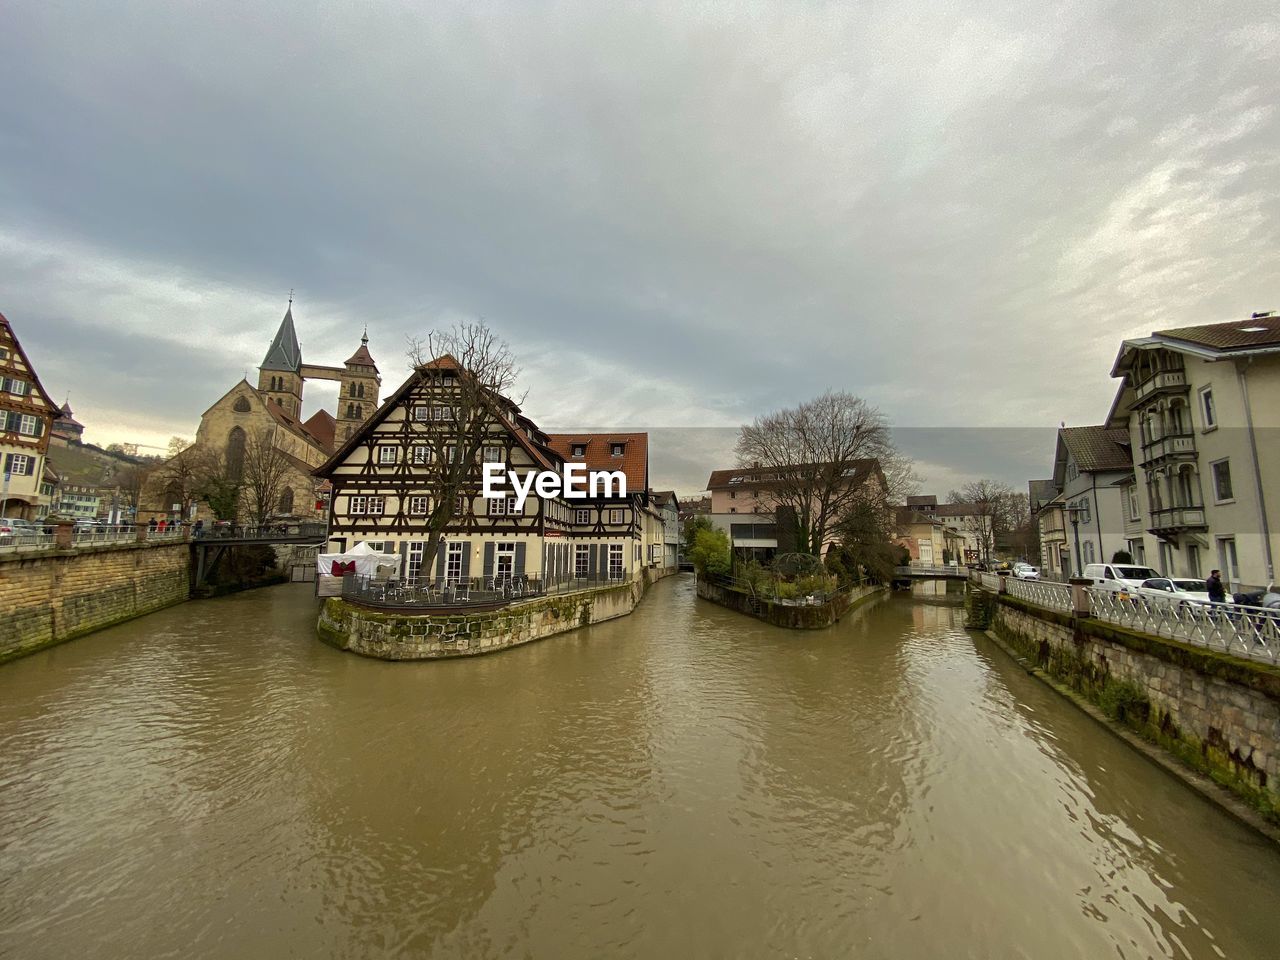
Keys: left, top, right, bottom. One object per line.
{"left": 257, "top": 302, "right": 304, "bottom": 415}
{"left": 336, "top": 330, "right": 381, "bottom": 441}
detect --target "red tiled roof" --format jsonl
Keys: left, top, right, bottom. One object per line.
{"left": 301, "top": 409, "right": 336, "bottom": 452}
{"left": 546, "top": 433, "right": 648, "bottom": 496}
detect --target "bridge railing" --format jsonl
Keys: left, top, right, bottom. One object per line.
{"left": 1087, "top": 588, "right": 1280, "bottom": 665}
{"left": 1005, "top": 577, "right": 1072, "bottom": 614}
{"left": 195, "top": 522, "right": 328, "bottom": 541}
{"left": 894, "top": 565, "right": 969, "bottom": 577}
{"left": 342, "top": 571, "right": 634, "bottom": 609}
{"left": 73, "top": 524, "right": 139, "bottom": 545}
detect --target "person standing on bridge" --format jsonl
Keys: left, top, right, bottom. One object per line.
{"left": 148, "top": 517, "right": 157, "bottom": 535}
{"left": 193, "top": 519, "right": 204, "bottom": 539}
{"left": 1206, "top": 569, "right": 1226, "bottom": 604}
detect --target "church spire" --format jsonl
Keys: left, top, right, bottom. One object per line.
{"left": 260, "top": 301, "right": 302, "bottom": 372}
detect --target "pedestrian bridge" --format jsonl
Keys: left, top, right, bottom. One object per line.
{"left": 192, "top": 522, "right": 328, "bottom": 588}
{"left": 893, "top": 564, "right": 970, "bottom": 580}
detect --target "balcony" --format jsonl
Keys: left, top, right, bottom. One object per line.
{"left": 1148, "top": 506, "right": 1207, "bottom": 535}
{"left": 1133, "top": 370, "right": 1188, "bottom": 404}
{"left": 1139, "top": 432, "right": 1197, "bottom": 467}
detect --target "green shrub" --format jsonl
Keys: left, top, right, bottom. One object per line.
{"left": 690, "top": 527, "right": 731, "bottom": 576}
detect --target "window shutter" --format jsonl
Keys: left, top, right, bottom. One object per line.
{"left": 33, "top": 418, "right": 44, "bottom": 437}
{"left": 436, "top": 540, "right": 447, "bottom": 581}
{"left": 587, "top": 543, "right": 597, "bottom": 578}
{"left": 483, "top": 542, "right": 495, "bottom": 579}
{"left": 460, "top": 542, "right": 471, "bottom": 580}
{"left": 2, "top": 454, "right": 10, "bottom": 473}
{"left": 399, "top": 541, "right": 410, "bottom": 582}
{"left": 514, "top": 542, "right": 526, "bottom": 576}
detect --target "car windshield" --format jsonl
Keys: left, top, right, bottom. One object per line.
{"left": 1115, "top": 566, "right": 1159, "bottom": 580}
{"left": 1172, "top": 579, "right": 1207, "bottom": 592}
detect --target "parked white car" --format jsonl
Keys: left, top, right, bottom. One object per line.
{"left": 1082, "top": 563, "right": 1162, "bottom": 597}
{"left": 1012, "top": 563, "right": 1040, "bottom": 580}
{"left": 1136, "top": 577, "right": 1211, "bottom": 606}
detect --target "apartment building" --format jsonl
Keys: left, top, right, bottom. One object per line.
{"left": 0, "top": 312, "right": 58, "bottom": 520}
{"left": 1106, "top": 313, "right": 1280, "bottom": 591}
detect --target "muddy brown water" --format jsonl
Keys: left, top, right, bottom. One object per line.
{"left": 2, "top": 577, "right": 1278, "bottom": 959}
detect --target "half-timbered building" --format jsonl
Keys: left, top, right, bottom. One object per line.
{"left": 316, "top": 362, "right": 654, "bottom": 585}
{"left": 0, "top": 312, "right": 59, "bottom": 519}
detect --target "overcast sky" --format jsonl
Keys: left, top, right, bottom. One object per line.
{"left": 1, "top": 1, "right": 1276, "bottom": 495}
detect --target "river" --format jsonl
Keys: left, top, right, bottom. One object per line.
{"left": 2, "top": 576, "right": 1278, "bottom": 959}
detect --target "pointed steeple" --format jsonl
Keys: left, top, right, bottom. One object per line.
{"left": 344, "top": 327, "right": 377, "bottom": 369}
{"left": 261, "top": 302, "right": 302, "bottom": 372}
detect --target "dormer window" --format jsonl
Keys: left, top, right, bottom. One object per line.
{"left": 610, "top": 443, "right": 624, "bottom": 457}
{"left": 572, "top": 444, "right": 586, "bottom": 457}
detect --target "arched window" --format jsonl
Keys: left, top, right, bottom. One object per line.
{"left": 357, "top": 382, "right": 364, "bottom": 398}
{"left": 278, "top": 487, "right": 294, "bottom": 515}
{"left": 227, "top": 426, "right": 246, "bottom": 480}
{"left": 233, "top": 396, "right": 251, "bottom": 413}
{"left": 355, "top": 405, "right": 362, "bottom": 419}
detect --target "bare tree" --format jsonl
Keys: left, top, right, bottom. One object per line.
{"left": 166, "top": 435, "right": 192, "bottom": 458}
{"left": 238, "top": 427, "right": 296, "bottom": 525}
{"left": 735, "top": 391, "right": 906, "bottom": 555}
{"left": 946, "top": 479, "right": 1015, "bottom": 562}
{"left": 405, "top": 320, "right": 522, "bottom": 579}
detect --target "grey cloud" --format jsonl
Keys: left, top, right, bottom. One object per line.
{"left": 0, "top": 0, "right": 1276, "bottom": 479}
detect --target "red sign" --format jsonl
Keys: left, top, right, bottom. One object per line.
{"left": 544, "top": 530, "right": 564, "bottom": 538}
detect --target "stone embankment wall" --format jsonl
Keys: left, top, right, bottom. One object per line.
{"left": 988, "top": 592, "right": 1280, "bottom": 821}
{"left": 696, "top": 577, "right": 886, "bottom": 629}
{"left": 318, "top": 579, "right": 644, "bottom": 660}
{"left": 0, "top": 542, "right": 190, "bottom": 663}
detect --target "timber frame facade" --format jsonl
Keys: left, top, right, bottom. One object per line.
{"left": 314, "top": 358, "right": 655, "bottom": 584}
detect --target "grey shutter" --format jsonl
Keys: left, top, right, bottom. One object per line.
{"left": 483, "top": 542, "right": 495, "bottom": 579}
{"left": 399, "top": 541, "right": 410, "bottom": 583}
{"left": 436, "top": 540, "right": 447, "bottom": 583}
{"left": 587, "top": 543, "right": 597, "bottom": 578}
{"left": 460, "top": 542, "right": 471, "bottom": 580}
{"left": 2, "top": 454, "right": 10, "bottom": 474}
{"left": 514, "top": 542, "right": 526, "bottom": 576}
{"left": 33, "top": 418, "right": 43, "bottom": 437}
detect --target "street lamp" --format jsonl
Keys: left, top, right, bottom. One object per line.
{"left": 1064, "top": 504, "right": 1084, "bottom": 576}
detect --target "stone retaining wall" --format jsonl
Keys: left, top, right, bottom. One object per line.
{"left": 0, "top": 542, "right": 191, "bottom": 663}
{"left": 696, "top": 577, "right": 886, "bottom": 629}
{"left": 990, "top": 593, "right": 1280, "bottom": 818}
{"left": 318, "top": 579, "right": 645, "bottom": 660}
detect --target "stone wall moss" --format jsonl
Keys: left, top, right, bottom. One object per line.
{"left": 990, "top": 598, "right": 1280, "bottom": 824}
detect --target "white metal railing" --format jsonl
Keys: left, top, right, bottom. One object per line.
{"left": 0, "top": 532, "right": 56, "bottom": 552}
{"left": 1087, "top": 588, "right": 1280, "bottom": 664}
{"left": 72, "top": 524, "right": 138, "bottom": 545}
{"left": 1006, "top": 577, "right": 1073, "bottom": 613}
{"left": 979, "top": 572, "right": 1004, "bottom": 592}
{"left": 894, "top": 564, "right": 969, "bottom": 577}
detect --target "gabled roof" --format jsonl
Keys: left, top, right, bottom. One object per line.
{"left": 1111, "top": 313, "right": 1280, "bottom": 376}
{"left": 1058, "top": 425, "right": 1132, "bottom": 473}
{"left": 264, "top": 397, "right": 330, "bottom": 452}
{"left": 301, "top": 409, "right": 336, "bottom": 452}
{"left": 906, "top": 495, "right": 938, "bottom": 508}
{"left": 1027, "top": 479, "right": 1058, "bottom": 512}
{"left": 1157, "top": 313, "right": 1280, "bottom": 351}
{"left": 896, "top": 506, "right": 943, "bottom": 527}
{"left": 546, "top": 433, "right": 649, "bottom": 496}
{"left": 314, "top": 361, "right": 557, "bottom": 477}
{"left": 0, "top": 311, "right": 59, "bottom": 412}
{"left": 651, "top": 490, "right": 680, "bottom": 510}
{"left": 260, "top": 305, "right": 302, "bottom": 372}
{"left": 704, "top": 460, "right": 879, "bottom": 491}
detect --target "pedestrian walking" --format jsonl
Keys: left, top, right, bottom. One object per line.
{"left": 193, "top": 519, "right": 204, "bottom": 539}
{"left": 1206, "top": 569, "right": 1226, "bottom": 603}
{"left": 148, "top": 517, "right": 157, "bottom": 534}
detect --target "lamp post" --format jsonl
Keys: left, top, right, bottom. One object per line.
{"left": 1065, "top": 505, "right": 1083, "bottom": 576}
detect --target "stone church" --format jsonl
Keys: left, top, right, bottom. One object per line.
{"left": 145, "top": 303, "right": 381, "bottom": 522}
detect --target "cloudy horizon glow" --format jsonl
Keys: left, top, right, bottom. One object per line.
{"left": 2, "top": 1, "right": 1276, "bottom": 494}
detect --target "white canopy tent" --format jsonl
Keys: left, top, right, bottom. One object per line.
{"left": 316, "top": 541, "right": 403, "bottom": 580}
